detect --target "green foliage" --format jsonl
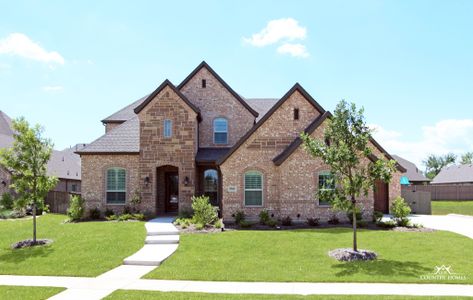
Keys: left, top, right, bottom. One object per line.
{"left": 174, "top": 217, "right": 192, "bottom": 227}
{"left": 195, "top": 223, "right": 204, "bottom": 230}
{"left": 234, "top": 210, "right": 245, "bottom": 224}
{"left": 347, "top": 205, "right": 362, "bottom": 223}
{"left": 373, "top": 211, "right": 384, "bottom": 223}
{"left": 67, "top": 195, "right": 84, "bottom": 221}
{"left": 328, "top": 215, "right": 339, "bottom": 225}
{"left": 461, "top": 152, "right": 473, "bottom": 165}
{"left": 0, "top": 118, "right": 58, "bottom": 242}
{"left": 178, "top": 209, "right": 193, "bottom": 219}
{"left": 130, "top": 189, "right": 142, "bottom": 213}
{"left": 106, "top": 214, "right": 118, "bottom": 221}
{"left": 266, "top": 219, "right": 277, "bottom": 227}
{"left": 423, "top": 153, "right": 457, "bottom": 179}
{"left": 191, "top": 195, "right": 218, "bottom": 225}
{"left": 390, "top": 196, "right": 411, "bottom": 226}
{"left": 281, "top": 216, "right": 292, "bottom": 226}
{"left": 239, "top": 220, "right": 252, "bottom": 228}
{"left": 88, "top": 207, "right": 101, "bottom": 220}
{"left": 104, "top": 208, "right": 114, "bottom": 217}
{"left": 214, "top": 219, "right": 223, "bottom": 229}
{"left": 258, "top": 209, "right": 270, "bottom": 225}
{"left": 306, "top": 217, "right": 320, "bottom": 226}
{"left": 106, "top": 213, "right": 144, "bottom": 222}
{"left": 0, "top": 193, "right": 13, "bottom": 210}
{"left": 376, "top": 219, "right": 397, "bottom": 228}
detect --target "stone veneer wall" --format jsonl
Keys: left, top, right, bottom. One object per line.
{"left": 220, "top": 90, "right": 321, "bottom": 221}
{"left": 137, "top": 85, "right": 198, "bottom": 214}
{"left": 179, "top": 67, "right": 255, "bottom": 148}
{"left": 80, "top": 154, "right": 139, "bottom": 213}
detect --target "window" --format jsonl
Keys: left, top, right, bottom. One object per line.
{"left": 106, "top": 168, "right": 126, "bottom": 204}
{"left": 244, "top": 171, "right": 263, "bottom": 206}
{"left": 213, "top": 118, "right": 228, "bottom": 144}
{"left": 318, "top": 171, "right": 334, "bottom": 206}
{"left": 294, "top": 108, "right": 299, "bottom": 120}
{"left": 203, "top": 169, "right": 218, "bottom": 206}
{"left": 164, "top": 119, "right": 172, "bottom": 138}
{"left": 71, "top": 184, "right": 77, "bottom": 192}
{"left": 202, "top": 79, "right": 206, "bottom": 88}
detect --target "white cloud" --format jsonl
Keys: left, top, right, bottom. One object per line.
{"left": 0, "top": 33, "right": 64, "bottom": 65}
{"left": 42, "top": 85, "right": 64, "bottom": 92}
{"left": 370, "top": 119, "right": 473, "bottom": 168}
{"left": 243, "top": 18, "right": 307, "bottom": 47}
{"left": 277, "top": 43, "right": 309, "bottom": 58}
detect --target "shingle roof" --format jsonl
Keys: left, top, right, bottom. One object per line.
{"left": 431, "top": 164, "right": 473, "bottom": 184}
{"left": 245, "top": 98, "right": 279, "bottom": 122}
{"left": 77, "top": 116, "right": 140, "bottom": 154}
{"left": 0, "top": 111, "right": 13, "bottom": 136}
{"left": 47, "top": 147, "right": 82, "bottom": 180}
{"left": 101, "top": 95, "right": 148, "bottom": 123}
{"left": 196, "top": 148, "right": 231, "bottom": 163}
{"left": 392, "top": 155, "right": 430, "bottom": 182}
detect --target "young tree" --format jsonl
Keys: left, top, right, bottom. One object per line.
{"left": 0, "top": 118, "right": 58, "bottom": 244}
{"left": 460, "top": 152, "right": 473, "bottom": 165}
{"left": 423, "top": 153, "right": 456, "bottom": 179}
{"left": 301, "top": 100, "right": 396, "bottom": 252}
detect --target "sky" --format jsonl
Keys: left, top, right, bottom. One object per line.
{"left": 0, "top": 0, "right": 472, "bottom": 168}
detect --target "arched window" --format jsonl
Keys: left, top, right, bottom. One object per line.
{"left": 106, "top": 168, "right": 126, "bottom": 204}
{"left": 213, "top": 118, "right": 228, "bottom": 144}
{"left": 203, "top": 169, "right": 218, "bottom": 206}
{"left": 244, "top": 171, "right": 263, "bottom": 206}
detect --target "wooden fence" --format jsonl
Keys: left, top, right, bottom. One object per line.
{"left": 45, "top": 191, "right": 72, "bottom": 214}
{"left": 401, "top": 189, "right": 431, "bottom": 214}
{"left": 402, "top": 185, "right": 473, "bottom": 201}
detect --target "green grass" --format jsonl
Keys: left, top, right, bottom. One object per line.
{"left": 0, "top": 285, "right": 65, "bottom": 300}
{"left": 106, "top": 290, "right": 472, "bottom": 300}
{"left": 0, "top": 214, "right": 145, "bottom": 277}
{"left": 145, "top": 228, "right": 473, "bottom": 284}
{"left": 432, "top": 200, "right": 473, "bottom": 216}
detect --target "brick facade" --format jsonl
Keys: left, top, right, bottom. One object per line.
{"left": 179, "top": 67, "right": 255, "bottom": 148}
{"left": 0, "top": 166, "right": 12, "bottom": 197}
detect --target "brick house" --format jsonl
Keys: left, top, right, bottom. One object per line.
{"left": 77, "top": 61, "right": 404, "bottom": 222}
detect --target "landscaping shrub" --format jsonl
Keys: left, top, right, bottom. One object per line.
{"left": 328, "top": 215, "right": 339, "bottom": 225}
{"left": 259, "top": 209, "right": 270, "bottom": 225}
{"left": 67, "top": 195, "right": 84, "bottom": 222}
{"left": 123, "top": 205, "right": 132, "bottom": 214}
{"left": 390, "top": 196, "right": 411, "bottom": 226}
{"left": 195, "top": 223, "right": 204, "bottom": 230}
{"left": 8, "top": 210, "right": 25, "bottom": 219}
{"left": 373, "top": 211, "right": 384, "bottom": 223}
{"left": 191, "top": 195, "right": 218, "bottom": 225}
{"left": 104, "top": 208, "right": 114, "bottom": 218}
{"left": 281, "top": 216, "right": 292, "bottom": 226}
{"left": 106, "top": 214, "right": 118, "bottom": 221}
{"left": 178, "top": 209, "right": 193, "bottom": 219}
{"left": 234, "top": 210, "right": 245, "bottom": 224}
{"left": 174, "top": 218, "right": 191, "bottom": 227}
{"left": 0, "top": 192, "right": 14, "bottom": 209}
{"left": 239, "top": 220, "right": 252, "bottom": 228}
{"left": 266, "top": 219, "right": 278, "bottom": 227}
{"left": 88, "top": 207, "right": 101, "bottom": 220}
{"left": 376, "top": 219, "right": 396, "bottom": 229}
{"left": 306, "top": 217, "right": 320, "bottom": 226}
{"left": 214, "top": 219, "right": 223, "bottom": 229}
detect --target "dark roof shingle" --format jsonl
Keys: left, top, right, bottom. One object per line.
{"left": 431, "top": 164, "right": 473, "bottom": 184}
{"left": 392, "top": 155, "right": 429, "bottom": 182}
{"left": 196, "top": 148, "right": 231, "bottom": 163}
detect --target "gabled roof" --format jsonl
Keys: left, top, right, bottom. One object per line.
{"left": 431, "top": 164, "right": 473, "bottom": 184}
{"left": 245, "top": 98, "right": 279, "bottom": 122}
{"left": 134, "top": 80, "right": 201, "bottom": 118}
{"left": 177, "top": 61, "right": 259, "bottom": 118}
{"left": 273, "top": 112, "right": 331, "bottom": 165}
{"left": 76, "top": 116, "right": 140, "bottom": 154}
{"left": 47, "top": 148, "right": 82, "bottom": 180}
{"left": 101, "top": 95, "right": 148, "bottom": 123}
{"left": 217, "top": 83, "right": 326, "bottom": 165}
{"left": 392, "top": 155, "right": 429, "bottom": 182}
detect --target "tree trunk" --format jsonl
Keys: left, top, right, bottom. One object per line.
{"left": 351, "top": 195, "right": 357, "bottom": 252}
{"left": 32, "top": 202, "right": 37, "bottom": 244}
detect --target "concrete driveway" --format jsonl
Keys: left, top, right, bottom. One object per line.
{"left": 409, "top": 214, "right": 473, "bottom": 239}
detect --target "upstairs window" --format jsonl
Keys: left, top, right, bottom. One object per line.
{"left": 106, "top": 168, "right": 126, "bottom": 204}
{"left": 202, "top": 79, "right": 206, "bottom": 88}
{"left": 318, "top": 171, "right": 334, "bottom": 206}
{"left": 294, "top": 108, "right": 300, "bottom": 120}
{"left": 213, "top": 118, "right": 228, "bottom": 144}
{"left": 164, "top": 119, "right": 172, "bottom": 138}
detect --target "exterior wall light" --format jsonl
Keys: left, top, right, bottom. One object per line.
{"left": 144, "top": 176, "right": 150, "bottom": 187}
{"left": 184, "top": 176, "right": 190, "bottom": 186}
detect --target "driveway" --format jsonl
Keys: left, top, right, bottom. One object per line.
{"left": 409, "top": 214, "right": 473, "bottom": 239}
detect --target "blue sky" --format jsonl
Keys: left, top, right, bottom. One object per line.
{"left": 1, "top": 0, "right": 472, "bottom": 167}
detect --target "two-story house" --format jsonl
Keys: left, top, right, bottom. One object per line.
{"left": 77, "top": 61, "right": 404, "bottom": 221}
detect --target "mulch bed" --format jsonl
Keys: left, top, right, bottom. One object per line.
{"left": 329, "top": 248, "right": 378, "bottom": 262}
{"left": 11, "top": 239, "right": 53, "bottom": 249}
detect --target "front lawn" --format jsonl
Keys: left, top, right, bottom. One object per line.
{"left": 145, "top": 228, "right": 473, "bottom": 284}
{"left": 432, "top": 200, "right": 473, "bottom": 216}
{"left": 0, "top": 214, "right": 145, "bottom": 277}
{"left": 0, "top": 285, "right": 65, "bottom": 300}
{"left": 106, "top": 290, "right": 472, "bottom": 300}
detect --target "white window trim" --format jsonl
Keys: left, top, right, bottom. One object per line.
{"left": 106, "top": 167, "right": 127, "bottom": 205}
{"left": 318, "top": 170, "right": 333, "bottom": 207}
{"left": 164, "top": 119, "right": 172, "bottom": 138}
{"left": 244, "top": 171, "right": 263, "bottom": 207}
{"left": 213, "top": 117, "right": 228, "bottom": 145}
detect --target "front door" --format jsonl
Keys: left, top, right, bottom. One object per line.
{"left": 374, "top": 180, "right": 389, "bottom": 213}
{"left": 165, "top": 172, "right": 179, "bottom": 213}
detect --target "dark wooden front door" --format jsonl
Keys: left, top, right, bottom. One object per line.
{"left": 165, "top": 172, "right": 179, "bottom": 213}
{"left": 374, "top": 180, "right": 389, "bottom": 213}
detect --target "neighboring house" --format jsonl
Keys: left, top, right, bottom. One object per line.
{"left": 0, "top": 110, "right": 83, "bottom": 197}
{"left": 77, "top": 61, "right": 404, "bottom": 220}
{"left": 431, "top": 164, "right": 473, "bottom": 185}
{"left": 392, "top": 155, "right": 430, "bottom": 185}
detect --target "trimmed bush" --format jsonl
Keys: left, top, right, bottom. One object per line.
{"left": 306, "top": 217, "right": 320, "bottom": 226}
{"left": 390, "top": 196, "right": 411, "bottom": 226}
{"left": 259, "top": 210, "right": 270, "bottom": 225}
{"left": 239, "top": 220, "right": 252, "bottom": 228}
{"left": 88, "top": 207, "right": 101, "bottom": 220}
{"left": 104, "top": 208, "right": 114, "bottom": 218}
{"left": 234, "top": 210, "right": 245, "bottom": 224}
{"left": 328, "top": 215, "right": 339, "bottom": 225}
{"left": 214, "top": 219, "right": 223, "bottom": 229}
{"left": 266, "top": 219, "right": 278, "bottom": 227}
{"left": 195, "top": 223, "right": 204, "bottom": 230}
{"left": 0, "top": 192, "right": 13, "bottom": 209}
{"left": 67, "top": 195, "right": 84, "bottom": 222}
{"left": 191, "top": 195, "right": 218, "bottom": 226}
{"left": 281, "top": 216, "right": 292, "bottom": 226}
{"left": 373, "top": 211, "right": 384, "bottom": 223}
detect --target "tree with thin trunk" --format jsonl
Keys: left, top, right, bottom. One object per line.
{"left": 0, "top": 118, "right": 57, "bottom": 244}
{"left": 423, "top": 153, "right": 456, "bottom": 179}
{"left": 301, "top": 100, "right": 396, "bottom": 252}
